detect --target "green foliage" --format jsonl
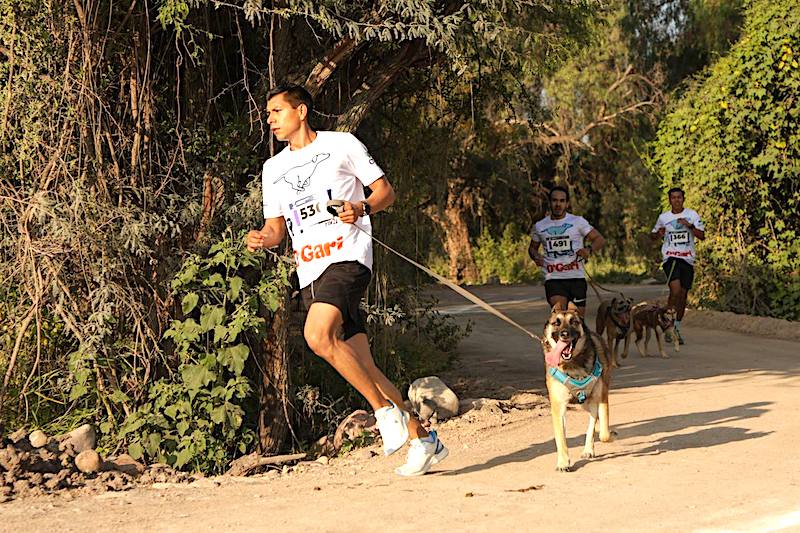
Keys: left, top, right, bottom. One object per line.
{"left": 585, "top": 254, "right": 652, "bottom": 284}
{"left": 118, "top": 234, "right": 292, "bottom": 473}
{"left": 473, "top": 224, "right": 542, "bottom": 284}
{"left": 651, "top": 0, "right": 800, "bottom": 319}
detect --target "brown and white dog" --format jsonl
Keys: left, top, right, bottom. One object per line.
{"left": 629, "top": 302, "right": 679, "bottom": 358}
{"left": 542, "top": 302, "right": 613, "bottom": 472}
{"left": 596, "top": 296, "right": 633, "bottom": 368}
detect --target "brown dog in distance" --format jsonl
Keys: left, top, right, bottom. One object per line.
{"left": 596, "top": 296, "right": 633, "bottom": 368}
{"left": 542, "top": 302, "right": 613, "bottom": 472}
{"left": 629, "top": 302, "right": 679, "bottom": 358}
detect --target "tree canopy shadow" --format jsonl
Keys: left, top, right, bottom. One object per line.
{"left": 440, "top": 401, "right": 772, "bottom": 476}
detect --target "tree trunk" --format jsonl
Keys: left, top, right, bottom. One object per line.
{"left": 426, "top": 178, "right": 479, "bottom": 284}
{"left": 255, "top": 298, "right": 290, "bottom": 453}
{"left": 334, "top": 40, "right": 426, "bottom": 132}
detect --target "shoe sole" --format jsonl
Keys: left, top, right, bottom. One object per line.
{"left": 395, "top": 445, "right": 449, "bottom": 477}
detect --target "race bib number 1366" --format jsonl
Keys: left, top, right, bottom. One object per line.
{"left": 669, "top": 230, "right": 690, "bottom": 246}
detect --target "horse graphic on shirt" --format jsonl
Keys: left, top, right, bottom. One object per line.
{"left": 274, "top": 153, "right": 331, "bottom": 192}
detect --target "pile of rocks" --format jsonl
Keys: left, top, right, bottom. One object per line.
{"left": 0, "top": 424, "right": 192, "bottom": 502}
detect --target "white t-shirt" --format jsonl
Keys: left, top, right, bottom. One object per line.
{"left": 652, "top": 208, "right": 704, "bottom": 265}
{"left": 261, "top": 131, "right": 384, "bottom": 288}
{"left": 531, "top": 213, "right": 594, "bottom": 281}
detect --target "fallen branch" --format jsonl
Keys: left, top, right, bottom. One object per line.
{"left": 226, "top": 452, "right": 307, "bottom": 477}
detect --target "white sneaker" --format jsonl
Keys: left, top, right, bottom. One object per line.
{"left": 394, "top": 430, "right": 449, "bottom": 477}
{"left": 374, "top": 401, "right": 410, "bottom": 456}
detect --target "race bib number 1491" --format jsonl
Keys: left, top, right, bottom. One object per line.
{"left": 546, "top": 236, "right": 573, "bottom": 255}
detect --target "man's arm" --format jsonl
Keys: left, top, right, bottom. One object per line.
{"left": 676, "top": 217, "right": 705, "bottom": 240}
{"left": 246, "top": 217, "right": 286, "bottom": 252}
{"left": 578, "top": 228, "right": 605, "bottom": 260}
{"left": 528, "top": 239, "right": 544, "bottom": 267}
{"left": 651, "top": 217, "right": 666, "bottom": 241}
{"left": 338, "top": 177, "right": 395, "bottom": 224}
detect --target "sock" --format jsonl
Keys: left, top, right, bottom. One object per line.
{"left": 674, "top": 320, "right": 681, "bottom": 331}
{"left": 420, "top": 432, "right": 436, "bottom": 443}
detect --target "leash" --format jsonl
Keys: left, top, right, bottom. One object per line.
{"left": 325, "top": 201, "right": 544, "bottom": 343}
{"left": 577, "top": 256, "right": 627, "bottom": 301}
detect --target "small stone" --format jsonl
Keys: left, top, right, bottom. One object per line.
{"left": 9, "top": 428, "right": 27, "bottom": 443}
{"left": 59, "top": 424, "right": 96, "bottom": 454}
{"left": 29, "top": 430, "right": 48, "bottom": 448}
{"left": 75, "top": 449, "right": 102, "bottom": 473}
{"left": 104, "top": 453, "right": 145, "bottom": 476}
{"left": 315, "top": 455, "right": 329, "bottom": 465}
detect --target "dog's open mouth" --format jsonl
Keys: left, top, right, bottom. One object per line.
{"left": 545, "top": 338, "right": 575, "bottom": 367}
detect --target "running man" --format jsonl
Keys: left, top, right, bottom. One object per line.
{"left": 528, "top": 186, "right": 605, "bottom": 316}
{"left": 247, "top": 84, "right": 447, "bottom": 476}
{"left": 651, "top": 187, "right": 705, "bottom": 345}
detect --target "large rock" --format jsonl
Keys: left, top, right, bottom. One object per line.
{"left": 408, "top": 376, "right": 459, "bottom": 422}
{"left": 58, "top": 424, "right": 96, "bottom": 455}
{"left": 332, "top": 410, "right": 377, "bottom": 451}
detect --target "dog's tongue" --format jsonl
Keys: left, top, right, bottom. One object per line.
{"left": 545, "top": 339, "right": 571, "bottom": 367}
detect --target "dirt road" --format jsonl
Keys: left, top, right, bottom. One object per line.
{"left": 2, "top": 284, "right": 799, "bottom": 532}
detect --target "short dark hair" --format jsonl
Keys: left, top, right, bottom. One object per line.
{"left": 549, "top": 185, "right": 570, "bottom": 202}
{"left": 667, "top": 187, "right": 685, "bottom": 198}
{"left": 267, "top": 84, "right": 314, "bottom": 118}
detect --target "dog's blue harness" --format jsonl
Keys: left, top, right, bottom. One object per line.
{"left": 548, "top": 357, "right": 603, "bottom": 404}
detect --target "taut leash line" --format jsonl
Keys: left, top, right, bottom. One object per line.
{"left": 326, "top": 201, "right": 543, "bottom": 343}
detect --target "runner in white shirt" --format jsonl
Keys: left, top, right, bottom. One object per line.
{"left": 246, "top": 85, "right": 447, "bottom": 476}
{"left": 651, "top": 187, "right": 705, "bottom": 344}
{"left": 528, "top": 186, "right": 605, "bottom": 317}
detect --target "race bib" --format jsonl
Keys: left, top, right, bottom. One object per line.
{"left": 669, "top": 230, "right": 689, "bottom": 246}
{"left": 545, "top": 235, "right": 573, "bottom": 255}
{"left": 287, "top": 191, "right": 334, "bottom": 235}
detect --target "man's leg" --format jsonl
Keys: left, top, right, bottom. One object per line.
{"left": 548, "top": 295, "right": 569, "bottom": 310}
{"left": 303, "top": 302, "right": 389, "bottom": 411}
{"left": 346, "top": 333, "right": 428, "bottom": 439}
{"left": 675, "top": 287, "right": 688, "bottom": 321}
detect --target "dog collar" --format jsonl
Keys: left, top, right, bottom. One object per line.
{"left": 548, "top": 357, "right": 602, "bottom": 404}
{"left": 609, "top": 313, "right": 629, "bottom": 338}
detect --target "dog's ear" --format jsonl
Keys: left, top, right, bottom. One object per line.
{"left": 551, "top": 302, "right": 564, "bottom": 312}
{"left": 567, "top": 301, "right": 578, "bottom": 312}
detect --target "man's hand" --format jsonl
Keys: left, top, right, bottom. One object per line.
{"left": 337, "top": 201, "right": 364, "bottom": 224}
{"left": 655, "top": 227, "right": 666, "bottom": 238}
{"left": 677, "top": 217, "right": 692, "bottom": 228}
{"left": 246, "top": 230, "right": 267, "bottom": 252}
{"left": 576, "top": 248, "right": 591, "bottom": 261}
{"left": 532, "top": 255, "right": 545, "bottom": 267}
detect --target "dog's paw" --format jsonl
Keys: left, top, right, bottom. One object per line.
{"left": 660, "top": 353, "right": 671, "bottom": 359}
{"left": 599, "top": 430, "right": 618, "bottom": 443}
{"left": 580, "top": 450, "right": 595, "bottom": 459}
{"left": 555, "top": 464, "right": 572, "bottom": 473}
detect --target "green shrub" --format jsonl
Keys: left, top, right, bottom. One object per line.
{"left": 118, "top": 234, "right": 292, "bottom": 473}
{"left": 650, "top": 0, "right": 800, "bottom": 319}
{"left": 473, "top": 223, "right": 542, "bottom": 284}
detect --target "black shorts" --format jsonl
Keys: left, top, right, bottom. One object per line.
{"left": 301, "top": 261, "right": 371, "bottom": 340}
{"left": 544, "top": 278, "right": 588, "bottom": 307}
{"left": 663, "top": 257, "right": 694, "bottom": 290}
